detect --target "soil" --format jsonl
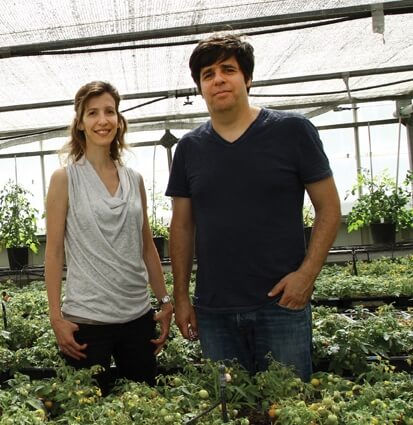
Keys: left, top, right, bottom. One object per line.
{"left": 247, "top": 410, "right": 271, "bottom": 424}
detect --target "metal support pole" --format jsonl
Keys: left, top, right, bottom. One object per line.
{"left": 1, "top": 300, "right": 7, "bottom": 329}
{"left": 395, "top": 100, "right": 413, "bottom": 199}
{"left": 352, "top": 104, "right": 362, "bottom": 193}
{"left": 219, "top": 364, "right": 229, "bottom": 423}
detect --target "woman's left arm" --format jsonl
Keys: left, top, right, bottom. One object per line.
{"left": 139, "top": 179, "right": 173, "bottom": 355}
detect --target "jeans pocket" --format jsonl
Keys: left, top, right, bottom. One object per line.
{"left": 270, "top": 294, "right": 307, "bottom": 313}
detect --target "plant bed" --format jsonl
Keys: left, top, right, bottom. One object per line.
{"left": 367, "top": 355, "right": 413, "bottom": 373}
{"left": 18, "top": 367, "right": 57, "bottom": 380}
{"left": 312, "top": 304, "right": 413, "bottom": 376}
{"left": 1, "top": 357, "right": 413, "bottom": 424}
{"left": 313, "top": 257, "right": 413, "bottom": 304}
{"left": 312, "top": 295, "right": 413, "bottom": 310}
{"left": 3, "top": 265, "right": 413, "bottom": 424}
{"left": 314, "top": 355, "right": 413, "bottom": 376}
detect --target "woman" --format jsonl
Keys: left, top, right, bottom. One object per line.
{"left": 45, "top": 81, "right": 173, "bottom": 394}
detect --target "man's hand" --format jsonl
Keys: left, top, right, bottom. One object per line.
{"left": 174, "top": 298, "right": 198, "bottom": 341}
{"left": 267, "top": 270, "right": 314, "bottom": 309}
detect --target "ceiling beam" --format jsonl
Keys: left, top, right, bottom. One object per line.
{"left": 1, "top": 93, "right": 412, "bottom": 150}
{"left": 0, "top": 118, "right": 402, "bottom": 160}
{"left": 0, "top": 1, "right": 412, "bottom": 58}
{"left": 1, "top": 64, "right": 412, "bottom": 113}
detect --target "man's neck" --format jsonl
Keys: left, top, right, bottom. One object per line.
{"left": 210, "top": 105, "right": 261, "bottom": 143}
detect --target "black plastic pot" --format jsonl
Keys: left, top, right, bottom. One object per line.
{"left": 370, "top": 222, "right": 396, "bottom": 245}
{"left": 7, "top": 247, "right": 29, "bottom": 270}
{"left": 153, "top": 236, "right": 166, "bottom": 259}
{"left": 0, "top": 370, "right": 11, "bottom": 385}
{"left": 304, "top": 226, "right": 312, "bottom": 249}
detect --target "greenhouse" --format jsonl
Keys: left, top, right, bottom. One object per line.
{"left": 0, "top": 1, "right": 413, "bottom": 424}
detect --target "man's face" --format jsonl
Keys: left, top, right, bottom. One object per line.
{"left": 199, "top": 56, "right": 251, "bottom": 114}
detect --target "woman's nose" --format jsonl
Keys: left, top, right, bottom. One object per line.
{"left": 97, "top": 112, "right": 108, "bottom": 123}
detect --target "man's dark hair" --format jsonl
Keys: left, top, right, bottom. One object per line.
{"left": 189, "top": 33, "right": 255, "bottom": 93}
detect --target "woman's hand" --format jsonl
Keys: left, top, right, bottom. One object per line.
{"left": 51, "top": 318, "right": 87, "bottom": 360}
{"left": 151, "top": 303, "right": 173, "bottom": 355}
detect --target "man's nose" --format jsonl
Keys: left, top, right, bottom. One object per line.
{"left": 213, "top": 71, "right": 225, "bottom": 84}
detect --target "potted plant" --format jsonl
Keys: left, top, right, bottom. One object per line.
{"left": 148, "top": 190, "right": 170, "bottom": 259}
{"left": 149, "top": 216, "right": 169, "bottom": 259}
{"left": 346, "top": 170, "right": 413, "bottom": 244}
{"left": 0, "top": 180, "right": 40, "bottom": 269}
{"left": 303, "top": 203, "right": 315, "bottom": 248}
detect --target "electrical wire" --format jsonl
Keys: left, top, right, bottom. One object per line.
{"left": 0, "top": 96, "right": 169, "bottom": 142}
{"left": 250, "top": 78, "right": 413, "bottom": 98}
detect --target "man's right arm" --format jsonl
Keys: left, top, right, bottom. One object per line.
{"left": 169, "top": 196, "right": 197, "bottom": 339}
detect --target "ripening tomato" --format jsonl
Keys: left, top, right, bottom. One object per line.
{"left": 44, "top": 400, "right": 53, "bottom": 410}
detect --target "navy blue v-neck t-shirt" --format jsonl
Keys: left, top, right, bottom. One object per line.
{"left": 166, "top": 108, "right": 332, "bottom": 313}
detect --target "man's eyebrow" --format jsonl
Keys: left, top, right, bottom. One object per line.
{"left": 221, "top": 64, "right": 237, "bottom": 69}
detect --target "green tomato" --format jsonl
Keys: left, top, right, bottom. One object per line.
{"left": 163, "top": 414, "right": 174, "bottom": 423}
{"left": 172, "top": 377, "right": 182, "bottom": 387}
{"left": 317, "top": 407, "right": 329, "bottom": 418}
{"left": 160, "top": 408, "right": 168, "bottom": 417}
{"left": 198, "top": 389, "right": 209, "bottom": 399}
{"left": 325, "top": 414, "right": 338, "bottom": 425}
{"left": 322, "top": 397, "right": 334, "bottom": 408}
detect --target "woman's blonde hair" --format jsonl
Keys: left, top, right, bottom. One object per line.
{"left": 60, "top": 81, "right": 128, "bottom": 164}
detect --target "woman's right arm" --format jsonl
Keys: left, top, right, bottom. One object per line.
{"left": 45, "top": 168, "right": 87, "bottom": 360}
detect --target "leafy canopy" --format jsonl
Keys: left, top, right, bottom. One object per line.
{"left": 346, "top": 170, "right": 413, "bottom": 232}
{"left": 0, "top": 180, "right": 40, "bottom": 253}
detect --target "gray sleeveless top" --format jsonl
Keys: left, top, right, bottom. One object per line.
{"left": 62, "top": 157, "right": 151, "bottom": 323}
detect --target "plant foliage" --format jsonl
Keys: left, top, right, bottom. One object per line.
{"left": 346, "top": 170, "right": 413, "bottom": 232}
{"left": 149, "top": 216, "right": 169, "bottom": 239}
{"left": 303, "top": 203, "right": 315, "bottom": 227}
{"left": 0, "top": 180, "right": 40, "bottom": 253}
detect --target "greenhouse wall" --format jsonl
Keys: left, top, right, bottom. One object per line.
{"left": 0, "top": 224, "right": 412, "bottom": 269}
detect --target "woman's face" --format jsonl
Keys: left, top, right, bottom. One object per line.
{"left": 79, "top": 92, "right": 119, "bottom": 149}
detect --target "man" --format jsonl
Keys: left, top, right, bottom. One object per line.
{"left": 166, "top": 34, "right": 341, "bottom": 381}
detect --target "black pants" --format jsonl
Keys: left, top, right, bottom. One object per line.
{"left": 63, "top": 309, "right": 157, "bottom": 395}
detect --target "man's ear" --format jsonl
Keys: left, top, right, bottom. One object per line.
{"left": 246, "top": 78, "right": 252, "bottom": 89}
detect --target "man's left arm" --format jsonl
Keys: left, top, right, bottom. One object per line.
{"left": 268, "top": 176, "right": 341, "bottom": 309}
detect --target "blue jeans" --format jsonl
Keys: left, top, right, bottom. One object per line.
{"left": 196, "top": 297, "right": 312, "bottom": 381}
{"left": 63, "top": 309, "right": 157, "bottom": 395}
